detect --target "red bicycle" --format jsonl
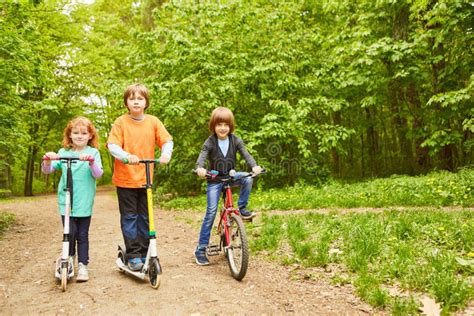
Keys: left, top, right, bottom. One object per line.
{"left": 197, "top": 169, "right": 265, "bottom": 281}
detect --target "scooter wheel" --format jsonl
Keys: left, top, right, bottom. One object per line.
{"left": 149, "top": 258, "right": 162, "bottom": 289}
{"left": 60, "top": 267, "right": 68, "bottom": 292}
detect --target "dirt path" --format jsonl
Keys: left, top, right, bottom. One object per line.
{"left": 0, "top": 188, "right": 373, "bottom": 315}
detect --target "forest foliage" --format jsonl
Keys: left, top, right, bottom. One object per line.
{"left": 0, "top": 0, "right": 472, "bottom": 196}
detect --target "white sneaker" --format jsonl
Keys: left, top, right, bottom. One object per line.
{"left": 76, "top": 263, "right": 89, "bottom": 282}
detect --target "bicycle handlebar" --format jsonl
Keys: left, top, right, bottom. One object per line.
{"left": 193, "top": 169, "right": 266, "bottom": 181}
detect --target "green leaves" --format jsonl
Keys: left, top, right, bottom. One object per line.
{"left": 2, "top": 0, "right": 472, "bottom": 194}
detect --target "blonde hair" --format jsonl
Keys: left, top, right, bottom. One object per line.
{"left": 62, "top": 116, "right": 99, "bottom": 149}
{"left": 209, "top": 107, "right": 235, "bottom": 133}
{"left": 123, "top": 83, "right": 150, "bottom": 110}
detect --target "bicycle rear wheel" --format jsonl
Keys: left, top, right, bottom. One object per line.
{"left": 225, "top": 213, "right": 249, "bottom": 281}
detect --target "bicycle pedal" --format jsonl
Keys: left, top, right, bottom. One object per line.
{"left": 206, "top": 245, "right": 220, "bottom": 256}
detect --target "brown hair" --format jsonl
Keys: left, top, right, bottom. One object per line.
{"left": 209, "top": 107, "right": 235, "bottom": 133}
{"left": 123, "top": 83, "right": 150, "bottom": 110}
{"left": 62, "top": 116, "right": 99, "bottom": 149}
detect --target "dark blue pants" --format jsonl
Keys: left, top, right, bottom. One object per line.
{"left": 61, "top": 216, "right": 91, "bottom": 265}
{"left": 117, "top": 187, "right": 149, "bottom": 260}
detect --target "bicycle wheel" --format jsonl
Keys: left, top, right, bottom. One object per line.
{"left": 148, "top": 258, "right": 162, "bottom": 289}
{"left": 225, "top": 213, "right": 249, "bottom": 281}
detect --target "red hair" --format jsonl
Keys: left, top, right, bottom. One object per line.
{"left": 62, "top": 116, "right": 99, "bottom": 149}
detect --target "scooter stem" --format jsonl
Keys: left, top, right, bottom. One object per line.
{"left": 147, "top": 187, "right": 156, "bottom": 237}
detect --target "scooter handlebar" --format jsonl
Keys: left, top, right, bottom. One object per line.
{"left": 42, "top": 156, "right": 94, "bottom": 162}
{"left": 122, "top": 158, "right": 160, "bottom": 164}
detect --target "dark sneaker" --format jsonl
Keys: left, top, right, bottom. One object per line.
{"left": 240, "top": 209, "right": 256, "bottom": 220}
{"left": 195, "top": 248, "right": 209, "bottom": 266}
{"left": 128, "top": 258, "right": 143, "bottom": 271}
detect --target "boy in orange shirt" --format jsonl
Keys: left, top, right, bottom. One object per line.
{"left": 107, "top": 83, "right": 173, "bottom": 271}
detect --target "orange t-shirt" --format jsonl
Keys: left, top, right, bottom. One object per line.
{"left": 107, "top": 114, "right": 172, "bottom": 188}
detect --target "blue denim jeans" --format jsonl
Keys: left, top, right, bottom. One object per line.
{"left": 197, "top": 172, "right": 253, "bottom": 249}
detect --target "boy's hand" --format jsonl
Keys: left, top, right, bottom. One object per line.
{"left": 127, "top": 154, "right": 140, "bottom": 165}
{"left": 252, "top": 165, "right": 263, "bottom": 174}
{"left": 196, "top": 167, "right": 207, "bottom": 178}
{"left": 159, "top": 154, "right": 170, "bottom": 164}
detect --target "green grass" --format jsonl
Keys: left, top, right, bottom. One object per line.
{"left": 0, "top": 212, "right": 15, "bottom": 237}
{"left": 160, "top": 168, "right": 474, "bottom": 313}
{"left": 159, "top": 168, "right": 474, "bottom": 210}
{"left": 249, "top": 210, "right": 474, "bottom": 314}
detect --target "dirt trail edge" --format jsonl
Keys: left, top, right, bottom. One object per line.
{"left": 0, "top": 188, "right": 372, "bottom": 315}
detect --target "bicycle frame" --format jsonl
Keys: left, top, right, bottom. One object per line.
{"left": 217, "top": 182, "right": 240, "bottom": 247}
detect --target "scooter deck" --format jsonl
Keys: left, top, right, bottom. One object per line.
{"left": 116, "top": 258, "right": 146, "bottom": 280}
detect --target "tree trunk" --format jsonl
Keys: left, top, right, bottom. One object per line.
{"left": 24, "top": 157, "right": 33, "bottom": 196}
{"left": 365, "top": 107, "right": 379, "bottom": 176}
{"left": 432, "top": 42, "right": 454, "bottom": 170}
{"left": 426, "top": 0, "right": 453, "bottom": 171}
{"left": 389, "top": 3, "right": 413, "bottom": 174}
{"left": 24, "top": 145, "right": 38, "bottom": 196}
{"left": 331, "top": 111, "right": 342, "bottom": 176}
{"left": 360, "top": 133, "right": 365, "bottom": 178}
{"left": 407, "top": 84, "right": 429, "bottom": 172}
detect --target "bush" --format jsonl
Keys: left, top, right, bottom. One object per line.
{"left": 0, "top": 212, "right": 15, "bottom": 236}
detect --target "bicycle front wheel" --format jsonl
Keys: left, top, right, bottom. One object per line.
{"left": 225, "top": 213, "right": 249, "bottom": 281}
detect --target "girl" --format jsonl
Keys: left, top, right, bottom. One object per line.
{"left": 194, "top": 107, "right": 262, "bottom": 265}
{"left": 42, "top": 116, "right": 103, "bottom": 281}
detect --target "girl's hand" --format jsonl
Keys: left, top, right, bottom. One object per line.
{"left": 252, "top": 165, "right": 263, "bottom": 174}
{"left": 43, "top": 152, "right": 59, "bottom": 164}
{"left": 79, "top": 154, "right": 94, "bottom": 164}
{"left": 196, "top": 167, "right": 207, "bottom": 178}
{"left": 127, "top": 154, "right": 140, "bottom": 165}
